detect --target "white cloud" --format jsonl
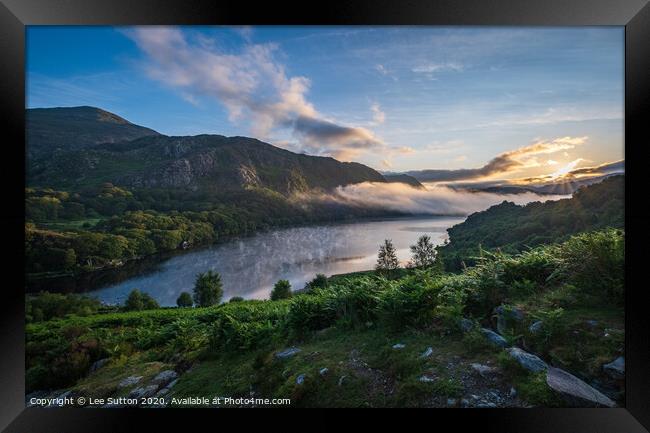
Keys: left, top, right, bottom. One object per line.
{"left": 125, "top": 26, "right": 384, "bottom": 160}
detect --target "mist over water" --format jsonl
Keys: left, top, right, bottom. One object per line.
{"left": 301, "top": 182, "right": 569, "bottom": 215}
{"left": 88, "top": 216, "right": 465, "bottom": 306}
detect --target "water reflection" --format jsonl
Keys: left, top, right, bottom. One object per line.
{"left": 79, "top": 216, "right": 464, "bottom": 306}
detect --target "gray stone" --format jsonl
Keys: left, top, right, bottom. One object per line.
{"left": 447, "top": 398, "right": 457, "bottom": 407}
{"left": 506, "top": 347, "right": 548, "bottom": 373}
{"left": 459, "top": 318, "right": 475, "bottom": 332}
{"left": 338, "top": 375, "right": 347, "bottom": 386}
{"left": 418, "top": 375, "right": 435, "bottom": 383}
{"left": 275, "top": 347, "right": 301, "bottom": 359}
{"left": 509, "top": 387, "right": 517, "bottom": 398}
{"left": 319, "top": 367, "right": 329, "bottom": 376}
{"left": 128, "top": 384, "right": 159, "bottom": 400}
{"left": 89, "top": 358, "right": 109, "bottom": 373}
{"left": 460, "top": 398, "right": 470, "bottom": 408}
{"left": 585, "top": 320, "right": 599, "bottom": 327}
{"left": 546, "top": 367, "right": 617, "bottom": 407}
{"left": 296, "top": 374, "right": 306, "bottom": 385}
{"left": 528, "top": 320, "right": 543, "bottom": 334}
{"left": 602, "top": 356, "right": 625, "bottom": 380}
{"left": 494, "top": 305, "right": 524, "bottom": 334}
{"left": 392, "top": 343, "right": 406, "bottom": 350}
{"left": 151, "top": 370, "right": 178, "bottom": 387}
{"left": 470, "top": 363, "right": 497, "bottom": 377}
{"left": 420, "top": 347, "right": 434, "bottom": 358}
{"left": 118, "top": 375, "right": 143, "bottom": 388}
{"left": 481, "top": 328, "right": 509, "bottom": 348}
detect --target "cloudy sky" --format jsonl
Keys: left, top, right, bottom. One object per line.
{"left": 27, "top": 26, "right": 624, "bottom": 183}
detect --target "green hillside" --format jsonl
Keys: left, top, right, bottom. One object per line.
{"left": 438, "top": 175, "right": 624, "bottom": 271}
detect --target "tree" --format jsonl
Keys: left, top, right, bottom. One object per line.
{"left": 229, "top": 296, "right": 244, "bottom": 303}
{"left": 176, "top": 291, "right": 193, "bottom": 307}
{"left": 124, "top": 289, "right": 144, "bottom": 311}
{"left": 376, "top": 239, "right": 400, "bottom": 276}
{"left": 193, "top": 270, "right": 223, "bottom": 307}
{"left": 270, "top": 279, "right": 292, "bottom": 300}
{"left": 124, "top": 289, "right": 159, "bottom": 311}
{"left": 408, "top": 235, "right": 437, "bottom": 268}
{"left": 304, "top": 273, "right": 328, "bottom": 291}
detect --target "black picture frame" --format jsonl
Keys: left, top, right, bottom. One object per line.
{"left": 1, "top": 0, "right": 648, "bottom": 431}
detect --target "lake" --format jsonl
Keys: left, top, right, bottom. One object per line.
{"left": 86, "top": 216, "right": 466, "bottom": 306}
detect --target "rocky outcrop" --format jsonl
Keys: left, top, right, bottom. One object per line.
{"left": 602, "top": 356, "right": 625, "bottom": 380}
{"left": 494, "top": 305, "right": 524, "bottom": 334}
{"left": 481, "top": 328, "right": 509, "bottom": 348}
{"left": 275, "top": 347, "right": 301, "bottom": 359}
{"left": 506, "top": 347, "right": 548, "bottom": 373}
{"left": 546, "top": 367, "right": 616, "bottom": 407}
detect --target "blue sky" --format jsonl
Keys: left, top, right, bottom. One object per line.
{"left": 26, "top": 26, "right": 624, "bottom": 180}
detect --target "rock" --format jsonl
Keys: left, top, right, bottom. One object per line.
{"left": 392, "top": 343, "right": 406, "bottom": 350}
{"left": 296, "top": 374, "right": 306, "bottom": 385}
{"left": 338, "top": 375, "right": 347, "bottom": 386}
{"left": 602, "top": 356, "right": 625, "bottom": 380}
{"left": 89, "top": 358, "right": 109, "bottom": 373}
{"left": 476, "top": 402, "right": 497, "bottom": 408}
{"left": 275, "top": 347, "right": 301, "bottom": 359}
{"left": 447, "top": 398, "right": 457, "bottom": 407}
{"left": 481, "top": 328, "right": 509, "bottom": 348}
{"left": 529, "top": 320, "right": 543, "bottom": 334}
{"left": 509, "top": 387, "right": 517, "bottom": 398}
{"left": 460, "top": 398, "right": 470, "bottom": 408}
{"left": 151, "top": 370, "right": 178, "bottom": 388}
{"left": 506, "top": 347, "right": 548, "bottom": 373}
{"left": 155, "top": 379, "right": 178, "bottom": 397}
{"left": 585, "top": 320, "right": 599, "bottom": 327}
{"left": 118, "top": 375, "right": 143, "bottom": 388}
{"left": 128, "top": 384, "right": 159, "bottom": 400}
{"left": 459, "top": 318, "right": 475, "bottom": 332}
{"left": 418, "top": 375, "right": 435, "bottom": 383}
{"left": 470, "top": 363, "right": 497, "bottom": 377}
{"left": 546, "top": 367, "right": 617, "bottom": 407}
{"left": 494, "top": 305, "right": 524, "bottom": 334}
{"left": 420, "top": 347, "right": 434, "bottom": 358}
{"left": 319, "top": 368, "right": 329, "bottom": 376}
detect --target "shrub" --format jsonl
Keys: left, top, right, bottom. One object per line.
{"left": 270, "top": 280, "right": 292, "bottom": 301}
{"left": 176, "top": 291, "right": 193, "bottom": 307}
{"left": 26, "top": 292, "right": 102, "bottom": 323}
{"left": 193, "top": 271, "right": 223, "bottom": 307}
{"left": 229, "top": 296, "right": 244, "bottom": 303}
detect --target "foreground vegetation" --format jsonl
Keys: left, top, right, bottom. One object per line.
{"left": 26, "top": 229, "right": 624, "bottom": 407}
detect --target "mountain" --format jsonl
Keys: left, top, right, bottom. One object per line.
{"left": 26, "top": 107, "right": 386, "bottom": 194}
{"left": 26, "top": 106, "right": 160, "bottom": 160}
{"left": 384, "top": 174, "right": 425, "bottom": 189}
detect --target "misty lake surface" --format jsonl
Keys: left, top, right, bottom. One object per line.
{"left": 88, "top": 216, "right": 466, "bottom": 306}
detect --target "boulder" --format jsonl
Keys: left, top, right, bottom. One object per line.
{"left": 420, "top": 347, "right": 434, "bottom": 358}
{"left": 118, "top": 376, "right": 143, "bottom": 388}
{"left": 528, "top": 320, "right": 543, "bottom": 334}
{"left": 89, "top": 358, "right": 109, "bottom": 373}
{"left": 494, "top": 305, "right": 524, "bottom": 334}
{"left": 481, "top": 328, "right": 509, "bottom": 348}
{"left": 418, "top": 375, "right": 435, "bottom": 383}
{"left": 392, "top": 343, "right": 406, "bottom": 350}
{"left": 506, "top": 347, "right": 548, "bottom": 373}
{"left": 546, "top": 367, "right": 616, "bottom": 407}
{"left": 459, "top": 318, "right": 475, "bottom": 332}
{"left": 128, "top": 384, "right": 159, "bottom": 400}
{"left": 151, "top": 370, "right": 178, "bottom": 388}
{"left": 319, "top": 367, "right": 329, "bottom": 376}
{"left": 275, "top": 347, "right": 301, "bottom": 359}
{"left": 296, "top": 374, "right": 306, "bottom": 385}
{"left": 602, "top": 356, "right": 625, "bottom": 380}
